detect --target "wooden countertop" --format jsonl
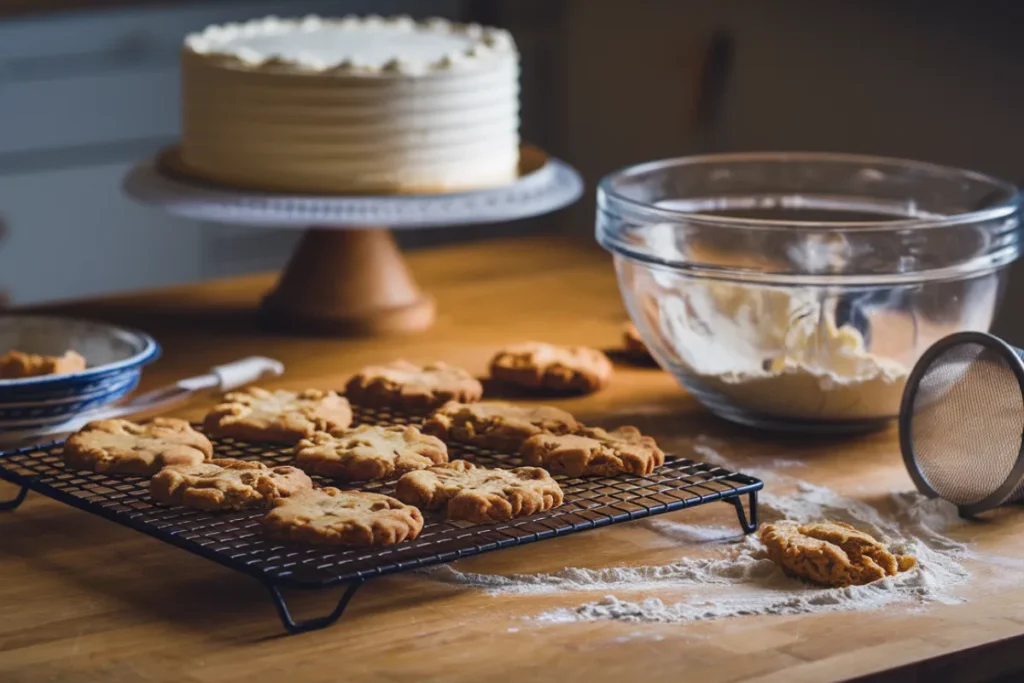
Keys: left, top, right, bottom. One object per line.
{"left": 2, "top": 235, "right": 1024, "bottom": 683}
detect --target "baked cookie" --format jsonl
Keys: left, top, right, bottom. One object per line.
{"left": 760, "top": 520, "right": 917, "bottom": 587}
{"left": 203, "top": 387, "right": 352, "bottom": 444}
{"left": 520, "top": 425, "right": 665, "bottom": 477}
{"left": 423, "top": 400, "right": 578, "bottom": 453}
{"left": 395, "top": 460, "right": 563, "bottom": 523}
{"left": 0, "top": 349, "right": 86, "bottom": 379}
{"left": 489, "top": 342, "right": 613, "bottom": 394}
{"left": 150, "top": 458, "right": 313, "bottom": 511}
{"left": 623, "top": 323, "right": 654, "bottom": 364}
{"left": 261, "top": 487, "right": 423, "bottom": 546}
{"left": 345, "top": 360, "right": 483, "bottom": 412}
{"left": 62, "top": 418, "right": 213, "bottom": 476}
{"left": 294, "top": 425, "right": 448, "bottom": 482}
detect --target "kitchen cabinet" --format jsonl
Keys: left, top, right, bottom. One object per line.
{"left": 559, "top": 0, "right": 1024, "bottom": 344}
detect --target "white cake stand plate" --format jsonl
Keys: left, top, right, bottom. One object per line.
{"left": 123, "top": 152, "right": 583, "bottom": 335}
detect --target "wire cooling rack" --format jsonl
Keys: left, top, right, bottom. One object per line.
{"left": 0, "top": 406, "right": 763, "bottom": 635}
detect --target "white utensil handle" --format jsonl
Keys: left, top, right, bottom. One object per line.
{"left": 212, "top": 356, "right": 285, "bottom": 391}
{"left": 0, "top": 356, "right": 285, "bottom": 445}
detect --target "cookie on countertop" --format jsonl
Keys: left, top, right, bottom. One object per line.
{"left": 345, "top": 360, "right": 483, "bottom": 412}
{"left": 261, "top": 487, "right": 424, "bottom": 546}
{"left": 203, "top": 387, "right": 352, "bottom": 444}
{"left": 489, "top": 341, "right": 613, "bottom": 394}
{"left": 150, "top": 458, "right": 313, "bottom": 511}
{"left": 760, "top": 520, "right": 917, "bottom": 588}
{"left": 62, "top": 418, "right": 213, "bottom": 476}
{"left": 395, "top": 460, "right": 563, "bottom": 523}
{"left": 0, "top": 349, "right": 86, "bottom": 379}
{"left": 422, "top": 400, "right": 578, "bottom": 453}
{"left": 622, "top": 323, "right": 655, "bottom": 364}
{"left": 521, "top": 425, "right": 665, "bottom": 477}
{"left": 294, "top": 424, "right": 448, "bottom": 482}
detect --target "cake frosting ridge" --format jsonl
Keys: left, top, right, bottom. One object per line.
{"left": 180, "top": 15, "right": 520, "bottom": 194}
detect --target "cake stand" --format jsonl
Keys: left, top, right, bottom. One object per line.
{"left": 122, "top": 148, "right": 583, "bottom": 335}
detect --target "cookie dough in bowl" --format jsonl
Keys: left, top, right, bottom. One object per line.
{"left": 596, "top": 153, "right": 1020, "bottom": 433}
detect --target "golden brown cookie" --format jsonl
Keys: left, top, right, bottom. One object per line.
{"left": 150, "top": 458, "right": 313, "bottom": 511}
{"left": 345, "top": 360, "right": 483, "bottom": 412}
{"left": 203, "top": 387, "right": 352, "bottom": 444}
{"left": 261, "top": 487, "right": 424, "bottom": 546}
{"left": 62, "top": 418, "right": 213, "bottom": 476}
{"left": 422, "top": 400, "right": 578, "bottom": 453}
{"left": 623, "top": 323, "right": 654, "bottom": 364}
{"left": 294, "top": 425, "right": 448, "bottom": 482}
{"left": 760, "top": 520, "right": 917, "bottom": 587}
{"left": 521, "top": 426, "right": 665, "bottom": 477}
{"left": 395, "top": 460, "right": 563, "bottom": 523}
{"left": 0, "top": 349, "right": 86, "bottom": 379}
{"left": 489, "top": 341, "right": 613, "bottom": 394}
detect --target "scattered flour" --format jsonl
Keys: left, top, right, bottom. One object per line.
{"left": 418, "top": 444, "right": 980, "bottom": 625}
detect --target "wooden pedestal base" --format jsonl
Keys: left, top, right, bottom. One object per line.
{"left": 260, "top": 228, "right": 435, "bottom": 336}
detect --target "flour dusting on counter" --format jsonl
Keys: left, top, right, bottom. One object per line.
{"left": 421, "top": 444, "right": 976, "bottom": 625}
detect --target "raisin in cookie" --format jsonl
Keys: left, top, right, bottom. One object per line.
{"left": 0, "top": 349, "right": 86, "bottom": 379}
{"left": 760, "top": 521, "right": 917, "bottom": 587}
{"left": 423, "top": 400, "right": 578, "bottom": 453}
{"left": 489, "top": 342, "right": 613, "bottom": 394}
{"left": 521, "top": 426, "right": 664, "bottom": 477}
{"left": 395, "top": 460, "right": 563, "bottom": 523}
{"left": 261, "top": 487, "right": 423, "bottom": 546}
{"left": 345, "top": 360, "right": 483, "bottom": 412}
{"left": 63, "top": 418, "right": 212, "bottom": 476}
{"left": 150, "top": 458, "right": 312, "bottom": 511}
{"left": 294, "top": 425, "right": 448, "bottom": 482}
{"left": 203, "top": 387, "right": 352, "bottom": 444}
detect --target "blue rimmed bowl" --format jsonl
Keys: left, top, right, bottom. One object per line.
{"left": 0, "top": 316, "right": 160, "bottom": 432}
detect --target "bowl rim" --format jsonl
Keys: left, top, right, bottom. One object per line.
{"left": 0, "top": 315, "right": 160, "bottom": 389}
{"left": 597, "top": 151, "right": 1021, "bottom": 231}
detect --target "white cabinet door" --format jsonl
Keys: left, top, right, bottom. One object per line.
{"left": 0, "top": 163, "right": 204, "bottom": 305}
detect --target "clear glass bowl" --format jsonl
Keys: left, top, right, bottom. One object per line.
{"left": 596, "top": 152, "right": 1021, "bottom": 434}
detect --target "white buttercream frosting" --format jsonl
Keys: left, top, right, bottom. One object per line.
{"left": 179, "top": 15, "right": 520, "bottom": 194}
{"left": 184, "top": 15, "right": 517, "bottom": 76}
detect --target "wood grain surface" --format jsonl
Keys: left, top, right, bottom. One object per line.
{"left": 2, "top": 236, "right": 1023, "bottom": 683}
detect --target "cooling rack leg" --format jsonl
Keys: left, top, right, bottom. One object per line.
{"left": 730, "top": 491, "right": 759, "bottom": 534}
{"left": 267, "top": 579, "right": 365, "bottom": 635}
{"left": 0, "top": 484, "right": 28, "bottom": 511}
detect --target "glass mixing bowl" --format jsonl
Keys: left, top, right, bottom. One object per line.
{"left": 597, "top": 152, "right": 1021, "bottom": 434}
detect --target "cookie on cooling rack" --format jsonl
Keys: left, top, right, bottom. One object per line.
{"left": 395, "top": 460, "right": 563, "bottom": 523}
{"left": 150, "top": 458, "right": 313, "bottom": 511}
{"left": 422, "top": 400, "right": 578, "bottom": 453}
{"left": 521, "top": 426, "right": 665, "bottom": 477}
{"left": 345, "top": 360, "right": 483, "bottom": 412}
{"left": 203, "top": 387, "right": 352, "bottom": 444}
{"left": 261, "top": 487, "right": 424, "bottom": 546}
{"left": 62, "top": 418, "right": 213, "bottom": 476}
{"left": 294, "top": 424, "right": 448, "bottom": 482}
{"left": 489, "top": 341, "right": 613, "bottom": 394}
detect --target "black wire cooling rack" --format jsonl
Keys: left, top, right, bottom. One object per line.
{"left": 0, "top": 406, "right": 763, "bottom": 635}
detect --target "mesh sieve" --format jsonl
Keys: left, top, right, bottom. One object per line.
{"left": 900, "top": 331, "right": 1024, "bottom": 516}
